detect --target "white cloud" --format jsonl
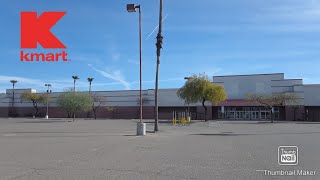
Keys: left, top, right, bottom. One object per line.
{"left": 88, "top": 64, "right": 131, "bottom": 90}
{"left": 131, "top": 78, "right": 183, "bottom": 85}
{"left": 128, "top": 59, "right": 139, "bottom": 65}
{"left": 112, "top": 53, "right": 121, "bottom": 61}
{"left": 0, "top": 75, "right": 106, "bottom": 92}
{"left": 261, "top": 1, "right": 320, "bottom": 21}
{"left": 0, "top": 75, "right": 46, "bottom": 92}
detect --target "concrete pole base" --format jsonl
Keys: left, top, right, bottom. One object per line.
{"left": 137, "top": 122, "right": 146, "bottom": 136}
{"left": 45, "top": 115, "right": 49, "bottom": 119}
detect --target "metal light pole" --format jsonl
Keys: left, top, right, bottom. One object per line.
{"left": 72, "top": 76, "right": 79, "bottom": 121}
{"left": 127, "top": 4, "right": 146, "bottom": 136}
{"left": 154, "top": 0, "right": 163, "bottom": 132}
{"left": 87, "top": 77, "right": 94, "bottom": 118}
{"left": 10, "top": 80, "right": 18, "bottom": 117}
{"left": 87, "top": 77, "right": 94, "bottom": 95}
{"left": 184, "top": 77, "right": 191, "bottom": 120}
{"left": 72, "top": 76, "right": 79, "bottom": 92}
{"left": 45, "top": 84, "right": 52, "bottom": 119}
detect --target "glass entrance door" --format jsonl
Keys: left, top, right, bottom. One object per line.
{"left": 226, "top": 111, "right": 235, "bottom": 119}
{"left": 251, "top": 111, "right": 259, "bottom": 120}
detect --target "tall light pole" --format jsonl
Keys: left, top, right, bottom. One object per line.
{"left": 10, "top": 80, "right": 18, "bottom": 117}
{"left": 72, "top": 76, "right": 79, "bottom": 121}
{"left": 154, "top": 0, "right": 163, "bottom": 132}
{"left": 184, "top": 77, "right": 191, "bottom": 119}
{"left": 45, "top": 84, "right": 52, "bottom": 119}
{"left": 72, "top": 75, "right": 80, "bottom": 92}
{"left": 87, "top": 77, "right": 94, "bottom": 95}
{"left": 87, "top": 77, "right": 94, "bottom": 118}
{"left": 127, "top": 4, "right": 146, "bottom": 136}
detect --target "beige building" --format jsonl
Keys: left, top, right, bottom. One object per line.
{"left": 0, "top": 73, "right": 319, "bottom": 121}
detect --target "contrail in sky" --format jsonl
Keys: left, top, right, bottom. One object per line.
{"left": 146, "top": 14, "right": 168, "bottom": 40}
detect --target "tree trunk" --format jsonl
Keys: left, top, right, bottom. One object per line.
{"left": 33, "top": 101, "right": 38, "bottom": 117}
{"left": 293, "top": 107, "right": 296, "bottom": 121}
{"left": 270, "top": 109, "right": 273, "bottom": 123}
{"left": 93, "top": 109, "right": 97, "bottom": 120}
{"left": 154, "top": 0, "right": 163, "bottom": 132}
{"left": 35, "top": 107, "right": 39, "bottom": 117}
{"left": 202, "top": 99, "right": 207, "bottom": 121}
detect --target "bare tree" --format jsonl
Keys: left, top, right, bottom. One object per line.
{"left": 106, "top": 107, "right": 117, "bottom": 119}
{"left": 289, "top": 105, "right": 304, "bottom": 121}
{"left": 21, "top": 91, "right": 46, "bottom": 117}
{"left": 91, "top": 94, "right": 106, "bottom": 119}
{"left": 247, "top": 93, "right": 298, "bottom": 123}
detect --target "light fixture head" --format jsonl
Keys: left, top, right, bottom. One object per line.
{"left": 127, "top": 4, "right": 137, "bottom": 12}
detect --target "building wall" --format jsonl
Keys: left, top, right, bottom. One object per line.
{"left": 213, "top": 73, "right": 285, "bottom": 99}
{"left": 1, "top": 73, "right": 320, "bottom": 121}
{"left": 305, "top": 107, "right": 320, "bottom": 122}
{"left": 304, "top": 85, "right": 320, "bottom": 106}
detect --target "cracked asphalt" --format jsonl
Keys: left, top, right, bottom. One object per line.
{"left": 0, "top": 118, "right": 320, "bottom": 180}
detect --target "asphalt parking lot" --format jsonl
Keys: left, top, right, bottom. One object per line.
{"left": 0, "top": 118, "right": 319, "bottom": 180}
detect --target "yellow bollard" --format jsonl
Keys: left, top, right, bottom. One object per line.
{"left": 172, "top": 111, "right": 177, "bottom": 125}
{"left": 181, "top": 118, "right": 185, "bottom": 125}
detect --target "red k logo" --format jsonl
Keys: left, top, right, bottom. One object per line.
{"left": 21, "top": 12, "right": 66, "bottom": 49}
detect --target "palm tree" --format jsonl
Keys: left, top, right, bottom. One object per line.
{"left": 10, "top": 80, "right": 18, "bottom": 117}
{"left": 87, "top": 77, "right": 94, "bottom": 94}
{"left": 154, "top": 0, "right": 163, "bottom": 132}
{"left": 72, "top": 75, "right": 80, "bottom": 92}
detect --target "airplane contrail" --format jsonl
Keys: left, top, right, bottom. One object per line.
{"left": 146, "top": 14, "right": 168, "bottom": 40}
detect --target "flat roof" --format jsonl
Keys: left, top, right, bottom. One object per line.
{"left": 213, "top": 73, "right": 284, "bottom": 78}
{"left": 271, "top": 79, "right": 302, "bottom": 81}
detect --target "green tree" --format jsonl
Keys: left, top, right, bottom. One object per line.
{"left": 57, "top": 89, "right": 93, "bottom": 121}
{"left": 21, "top": 91, "right": 46, "bottom": 117}
{"left": 177, "top": 74, "right": 227, "bottom": 121}
{"left": 247, "top": 93, "right": 298, "bottom": 123}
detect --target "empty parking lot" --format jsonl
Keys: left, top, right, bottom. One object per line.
{"left": 0, "top": 118, "right": 319, "bottom": 180}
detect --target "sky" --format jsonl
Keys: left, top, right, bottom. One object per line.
{"left": 0, "top": 0, "right": 320, "bottom": 93}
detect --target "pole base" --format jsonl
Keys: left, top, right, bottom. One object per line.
{"left": 137, "top": 122, "right": 146, "bottom": 136}
{"left": 45, "top": 115, "right": 49, "bottom": 119}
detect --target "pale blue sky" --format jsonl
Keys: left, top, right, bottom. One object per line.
{"left": 0, "top": 0, "right": 320, "bottom": 93}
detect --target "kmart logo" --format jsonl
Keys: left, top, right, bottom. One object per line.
{"left": 20, "top": 12, "right": 68, "bottom": 62}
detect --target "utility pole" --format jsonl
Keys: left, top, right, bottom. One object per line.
{"left": 154, "top": 0, "right": 163, "bottom": 132}
{"left": 45, "top": 84, "right": 52, "bottom": 119}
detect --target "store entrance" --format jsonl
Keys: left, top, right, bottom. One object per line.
{"left": 218, "top": 107, "right": 280, "bottom": 120}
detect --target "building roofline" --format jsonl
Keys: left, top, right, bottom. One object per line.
{"left": 304, "top": 84, "right": 320, "bottom": 86}
{"left": 213, "top": 73, "right": 284, "bottom": 78}
{"left": 271, "top": 79, "right": 302, "bottom": 81}
{"left": 6, "top": 88, "right": 34, "bottom": 90}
